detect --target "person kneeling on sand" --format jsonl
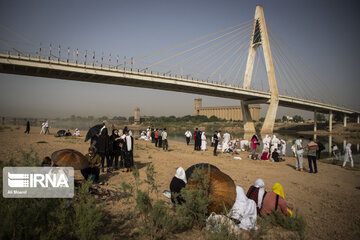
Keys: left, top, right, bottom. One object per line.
{"left": 169, "top": 167, "right": 187, "bottom": 205}
{"left": 260, "top": 183, "right": 293, "bottom": 217}
{"left": 271, "top": 149, "right": 284, "bottom": 162}
{"left": 260, "top": 148, "right": 270, "bottom": 160}
{"left": 81, "top": 147, "right": 101, "bottom": 182}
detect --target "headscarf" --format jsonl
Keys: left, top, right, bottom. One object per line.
{"left": 175, "top": 167, "right": 187, "bottom": 184}
{"left": 272, "top": 183, "right": 293, "bottom": 217}
{"left": 229, "top": 186, "right": 257, "bottom": 230}
{"left": 254, "top": 179, "right": 265, "bottom": 209}
{"left": 346, "top": 143, "right": 352, "bottom": 150}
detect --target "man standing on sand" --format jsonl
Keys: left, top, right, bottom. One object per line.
{"left": 213, "top": 131, "right": 219, "bottom": 156}
{"left": 194, "top": 128, "right": 198, "bottom": 150}
{"left": 305, "top": 138, "right": 319, "bottom": 173}
{"left": 185, "top": 130, "right": 192, "bottom": 145}
{"left": 295, "top": 136, "right": 304, "bottom": 172}
{"left": 24, "top": 120, "right": 30, "bottom": 134}
{"left": 158, "top": 128, "right": 163, "bottom": 148}
{"left": 44, "top": 120, "right": 50, "bottom": 135}
{"left": 162, "top": 128, "right": 168, "bottom": 151}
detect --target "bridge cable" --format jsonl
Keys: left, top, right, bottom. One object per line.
{"left": 192, "top": 31, "right": 251, "bottom": 80}
{"left": 163, "top": 23, "right": 252, "bottom": 75}
{"left": 144, "top": 23, "right": 253, "bottom": 70}
{"left": 136, "top": 19, "right": 253, "bottom": 62}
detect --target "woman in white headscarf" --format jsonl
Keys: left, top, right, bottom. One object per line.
{"left": 170, "top": 167, "right": 187, "bottom": 204}
{"left": 246, "top": 179, "right": 266, "bottom": 214}
{"left": 262, "top": 135, "right": 271, "bottom": 152}
{"left": 201, "top": 132, "right": 207, "bottom": 151}
{"left": 342, "top": 143, "right": 354, "bottom": 168}
{"left": 271, "top": 135, "right": 280, "bottom": 153}
{"left": 228, "top": 186, "right": 257, "bottom": 230}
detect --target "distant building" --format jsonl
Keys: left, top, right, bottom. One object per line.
{"left": 193, "top": 98, "right": 260, "bottom": 121}
{"left": 134, "top": 107, "right": 140, "bottom": 125}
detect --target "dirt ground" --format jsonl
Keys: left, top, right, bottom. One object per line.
{"left": 1, "top": 127, "right": 360, "bottom": 240}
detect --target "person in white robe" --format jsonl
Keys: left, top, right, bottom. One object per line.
{"left": 201, "top": 132, "right": 207, "bottom": 151}
{"left": 342, "top": 143, "right": 354, "bottom": 168}
{"left": 74, "top": 128, "right": 81, "bottom": 137}
{"left": 222, "top": 132, "right": 231, "bottom": 152}
{"left": 262, "top": 135, "right": 271, "bottom": 152}
{"left": 280, "top": 139, "right": 286, "bottom": 156}
{"left": 271, "top": 135, "right": 280, "bottom": 153}
{"left": 228, "top": 186, "right": 257, "bottom": 230}
{"left": 240, "top": 139, "right": 249, "bottom": 151}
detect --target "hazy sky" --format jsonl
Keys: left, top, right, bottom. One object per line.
{"left": 0, "top": 0, "right": 359, "bottom": 119}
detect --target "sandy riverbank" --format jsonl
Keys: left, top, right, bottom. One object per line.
{"left": 1, "top": 127, "right": 360, "bottom": 239}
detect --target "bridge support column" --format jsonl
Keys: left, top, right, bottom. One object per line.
{"left": 344, "top": 115, "right": 347, "bottom": 128}
{"left": 329, "top": 110, "right": 333, "bottom": 133}
{"left": 261, "top": 98, "right": 279, "bottom": 134}
{"left": 241, "top": 101, "right": 255, "bottom": 133}
{"left": 357, "top": 115, "right": 359, "bottom": 124}
{"left": 314, "top": 110, "right": 317, "bottom": 132}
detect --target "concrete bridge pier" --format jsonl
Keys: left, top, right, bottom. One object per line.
{"left": 344, "top": 114, "right": 347, "bottom": 127}
{"left": 329, "top": 110, "right": 333, "bottom": 132}
{"left": 241, "top": 101, "right": 256, "bottom": 132}
{"left": 357, "top": 115, "right": 359, "bottom": 124}
{"left": 314, "top": 110, "right": 317, "bottom": 132}
{"left": 328, "top": 135, "right": 332, "bottom": 153}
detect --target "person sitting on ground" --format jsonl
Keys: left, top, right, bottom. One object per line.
{"left": 271, "top": 148, "right": 283, "bottom": 162}
{"left": 260, "top": 148, "right": 270, "bottom": 160}
{"left": 260, "top": 183, "right": 293, "bottom": 217}
{"left": 74, "top": 128, "right": 81, "bottom": 137}
{"left": 65, "top": 129, "right": 72, "bottom": 136}
{"left": 228, "top": 186, "right": 257, "bottom": 230}
{"left": 41, "top": 156, "right": 52, "bottom": 166}
{"left": 170, "top": 167, "right": 187, "bottom": 205}
{"left": 246, "top": 179, "right": 266, "bottom": 215}
{"left": 81, "top": 147, "right": 101, "bottom": 182}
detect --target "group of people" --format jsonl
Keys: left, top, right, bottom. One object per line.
{"left": 192, "top": 128, "right": 207, "bottom": 151}
{"left": 56, "top": 128, "right": 81, "bottom": 137}
{"left": 249, "top": 134, "right": 286, "bottom": 162}
{"left": 88, "top": 125, "right": 134, "bottom": 175}
{"left": 169, "top": 167, "right": 293, "bottom": 231}
{"left": 39, "top": 120, "right": 50, "bottom": 135}
{"left": 149, "top": 128, "right": 168, "bottom": 151}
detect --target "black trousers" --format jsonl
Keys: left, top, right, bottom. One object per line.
{"left": 155, "top": 138, "right": 158, "bottom": 147}
{"left": 111, "top": 150, "right": 121, "bottom": 169}
{"left": 214, "top": 141, "right": 218, "bottom": 155}
{"left": 124, "top": 150, "right": 134, "bottom": 168}
{"left": 99, "top": 152, "right": 111, "bottom": 168}
{"left": 308, "top": 155, "right": 317, "bottom": 173}
{"left": 186, "top": 137, "right": 190, "bottom": 145}
{"left": 159, "top": 136, "right": 162, "bottom": 147}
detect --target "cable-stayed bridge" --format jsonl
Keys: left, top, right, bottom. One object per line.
{"left": 0, "top": 5, "right": 358, "bottom": 133}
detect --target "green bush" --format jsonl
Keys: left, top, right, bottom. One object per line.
{"left": 0, "top": 175, "right": 108, "bottom": 240}
{"left": 261, "top": 210, "right": 307, "bottom": 239}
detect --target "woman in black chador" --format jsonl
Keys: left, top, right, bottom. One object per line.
{"left": 122, "top": 130, "right": 134, "bottom": 172}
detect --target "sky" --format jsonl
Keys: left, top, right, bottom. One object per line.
{"left": 0, "top": 0, "right": 359, "bottom": 119}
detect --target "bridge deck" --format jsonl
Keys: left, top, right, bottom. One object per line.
{"left": 0, "top": 54, "right": 358, "bottom": 115}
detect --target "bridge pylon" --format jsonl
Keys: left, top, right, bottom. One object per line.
{"left": 242, "top": 5, "right": 279, "bottom": 134}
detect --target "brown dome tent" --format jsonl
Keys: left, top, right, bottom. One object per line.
{"left": 51, "top": 149, "right": 89, "bottom": 170}
{"left": 186, "top": 166, "right": 236, "bottom": 214}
